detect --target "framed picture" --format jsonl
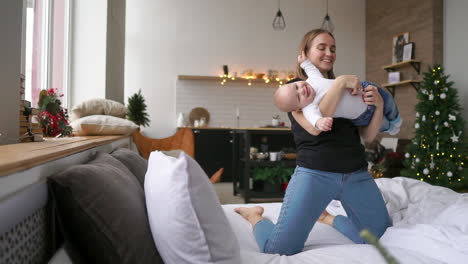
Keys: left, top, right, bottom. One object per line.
{"left": 403, "top": 42, "right": 414, "bottom": 61}
{"left": 392, "top": 32, "right": 409, "bottom": 64}
{"left": 388, "top": 72, "right": 401, "bottom": 84}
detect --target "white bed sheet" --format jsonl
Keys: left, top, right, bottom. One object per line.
{"left": 222, "top": 177, "right": 468, "bottom": 264}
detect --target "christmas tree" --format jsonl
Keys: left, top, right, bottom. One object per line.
{"left": 127, "top": 90, "right": 150, "bottom": 127}
{"left": 401, "top": 65, "right": 467, "bottom": 190}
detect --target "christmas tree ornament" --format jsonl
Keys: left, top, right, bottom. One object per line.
{"left": 423, "top": 168, "right": 429, "bottom": 175}
{"left": 444, "top": 88, "right": 448, "bottom": 91}
{"left": 430, "top": 162, "right": 435, "bottom": 169}
{"left": 405, "top": 153, "right": 410, "bottom": 158}
{"left": 448, "top": 114, "right": 456, "bottom": 121}
{"left": 435, "top": 125, "right": 439, "bottom": 131}
{"left": 416, "top": 112, "right": 420, "bottom": 117}
{"left": 434, "top": 80, "right": 439, "bottom": 85}
{"left": 435, "top": 110, "right": 440, "bottom": 116}
{"left": 422, "top": 115, "right": 426, "bottom": 122}
{"left": 440, "top": 93, "right": 446, "bottom": 99}
{"left": 415, "top": 123, "right": 420, "bottom": 129}
{"left": 444, "top": 122, "right": 449, "bottom": 127}
{"left": 415, "top": 158, "right": 420, "bottom": 163}
{"left": 447, "top": 171, "right": 453, "bottom": 177}
{"left": 450, "top": 132, "right": 460, "bottom": 143}
{"left": 429, "top": 94, "right": 434, "bottom": 100}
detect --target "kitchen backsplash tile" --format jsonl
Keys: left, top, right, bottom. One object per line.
{"left": 176, "top": 80, "right": 289, "bottom": 128}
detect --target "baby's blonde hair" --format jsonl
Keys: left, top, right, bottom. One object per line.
{"left": 274, "top": 84, "right": 295, "bottom": 112}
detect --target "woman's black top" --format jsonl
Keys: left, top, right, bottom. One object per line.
{"left": 288, "top": 112, "right": 367, "bottom": 173}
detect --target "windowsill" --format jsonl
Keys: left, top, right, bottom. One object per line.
{"left": 0, "top": 135, "right": 129, "bottom": 177}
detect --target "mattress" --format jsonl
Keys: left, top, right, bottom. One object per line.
{"left": 48, "top": 177, "right": 468, "bottom": 264}
{"left": 222, "top": 177, "right": 468, "bottom": 264}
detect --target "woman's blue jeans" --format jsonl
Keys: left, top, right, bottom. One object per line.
{"left": 253, "top": 166, "right": 391, "bottom": 256}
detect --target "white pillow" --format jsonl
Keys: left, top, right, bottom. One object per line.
{"left": 145, "top": 151, "right": 240, "bottom": 264}
{"left": 70, "top": 98, "right": 126, "bottom": 121}
{"left": 71, "top": 115, "right": 138, "bottom": 136}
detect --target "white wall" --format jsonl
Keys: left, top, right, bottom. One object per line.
{"left": 0, "top": 1, "right": 22, "bottom": 145}
{"left": 70, "top": 0, "right": 107, "bottom": 106}
{"left": 176, "top": 81, "right": 287, "bottom": 128}
{"left": 444, "top": 0, "right": 468, "bottom": 133}
{"left": 126, "top": 0, "right": 366, "bottom": 137}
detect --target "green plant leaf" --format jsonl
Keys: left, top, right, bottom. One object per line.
{"left": 127, "top": 90, "right": 150, "bottom": 127}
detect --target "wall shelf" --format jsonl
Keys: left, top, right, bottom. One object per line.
{"left": 382, "top": 60, "right": 421, "bottom": 74}
{"left": 381, "top": 80, "right": 421, "bottom": 96}
{"left": 178, "top": 75, "right": 286, "bottom": 88}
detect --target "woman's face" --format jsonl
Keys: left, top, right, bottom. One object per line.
{"left": 306, "top": 33, "right": 336, "bottom": 75}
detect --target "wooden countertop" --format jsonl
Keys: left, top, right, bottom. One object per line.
{"left": 0, "top": 135, "right": 128, "bottom": 177}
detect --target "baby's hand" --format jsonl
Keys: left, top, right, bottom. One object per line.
{"left": 297, "top": 51, "right": 307, "bottom": 64}
{"left": 316, "top": 117, "right": 333, "bottom": 131}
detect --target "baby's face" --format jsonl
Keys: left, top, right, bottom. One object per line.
{"left": 282, "top": 81, "right": 316, "bottom": 110}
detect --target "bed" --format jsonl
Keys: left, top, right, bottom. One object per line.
{"left": 221, "top": 177, "right": 468, "bottom": 264}
{"left": 2, "top": 144, "right": 467, "bottom": 264}
{"left": 48, "top": 176, "right": 468, "bottom": 264}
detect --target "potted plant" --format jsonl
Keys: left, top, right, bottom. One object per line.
{"left": 253, "top": 164, "right": 293, "bottom": 192}
{"left": 127, "top": 90, "right": 150, "bottom": 127}
{"left": 36, "top": 88, "right": 72, "bottom": 137}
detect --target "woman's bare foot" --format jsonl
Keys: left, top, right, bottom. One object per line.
{"left": 318, "top": 210, "right": 335, "bottom": 226}
{"left": 234, "top": 206, "right": 264, "bottom": 226}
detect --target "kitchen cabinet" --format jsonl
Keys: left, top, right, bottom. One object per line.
{"left": 232, "top": 129, "right": 296, "bottom": 203}
{"left": 193, "top": 128, "right": 234, "bottom": 182}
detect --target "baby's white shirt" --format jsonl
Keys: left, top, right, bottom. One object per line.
{"left": 300, "top": 60, "right": 367, "bottom": 128}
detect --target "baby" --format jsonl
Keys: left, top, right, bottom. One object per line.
{"left": 275, "top": 57, "right": 402, "bottom": 134}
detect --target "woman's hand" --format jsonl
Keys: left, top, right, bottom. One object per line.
{"left": 297, "top": 51, "right": 307, "bottom": 64}
{"left": 362, "top": 85, "right": 383, "bottom": 109}
{"left": 359, "top": 85, "right": 384, "bottom": 143}
{"left": 335, "top": 75, "right": 362, "bottom": 95}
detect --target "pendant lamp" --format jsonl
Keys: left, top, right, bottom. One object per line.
{"left": 272, "top": 0, "right": 286, "bottom": 31}
{"left": 320, "top": 0, "right": 334, "bottom": 33}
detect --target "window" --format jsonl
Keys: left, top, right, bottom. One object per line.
{"left": 24, "top": 0, "right": 71, "bottom": 108}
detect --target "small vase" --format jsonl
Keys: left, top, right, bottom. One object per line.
{"left": 272, "top": 118, "right": 279, "bottom": 126}
{"left": 177, "top": 113, "right": 185, "bottom": 127}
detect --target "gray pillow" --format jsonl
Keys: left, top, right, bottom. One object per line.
{"left": 111, "top": 148, "right": 147, "bottom": 187}
{"left": 48, "top": 152, "right": 163, "bottom": 264}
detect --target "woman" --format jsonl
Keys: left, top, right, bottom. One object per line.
{"left": 235, "top": 29, "right": 391, "bottom": 256}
